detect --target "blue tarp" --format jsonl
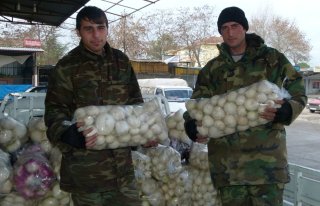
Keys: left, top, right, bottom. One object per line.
{"left": 0, "top": 84, "right": 32, "bottom": 100}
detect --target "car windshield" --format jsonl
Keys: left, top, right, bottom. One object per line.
{"left": 164, "top": 89, "right": 192, "bottom": 101}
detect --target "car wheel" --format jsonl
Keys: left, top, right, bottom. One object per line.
{"left": 309, "top": 109, "right": 315, "bottom": 113}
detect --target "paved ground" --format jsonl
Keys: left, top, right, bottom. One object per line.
{"left": 285, "top": 108, "right": 320, "bottom": 170}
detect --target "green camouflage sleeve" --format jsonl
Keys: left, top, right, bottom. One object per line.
{"left": 278, "top": 53, "right": 307, "bottom": 125}
{"left": 44, "top": 60, "right": 75, "bottom": 152}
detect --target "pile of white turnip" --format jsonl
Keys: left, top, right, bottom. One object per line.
{"left": 186, "top": 80, "right": 290, "bottom": 138}
{"left": 74, "top": 99, "right": 169, "bottom": 149}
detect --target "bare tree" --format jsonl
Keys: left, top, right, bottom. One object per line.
{"left": 250, "top": 10, "right": 311, "bottom": 65}
{"left": 108, "top": 15, "right": 148, "bottom": 59}
{"left": 141, "top": 10, "right": 177, "bottom": 59}
{"left": 174, "top": 5, "right": 217, "bottom": 67}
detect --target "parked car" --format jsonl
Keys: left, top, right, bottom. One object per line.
{"left": 306, "top": 97, "right": 320, "bottom": 113}
{"left": 0, "top": 86, "right": 47, "bottom": 124}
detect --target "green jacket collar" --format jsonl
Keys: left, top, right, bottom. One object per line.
{"left": 218, "top": 33, "right": 268, "bottom": 63}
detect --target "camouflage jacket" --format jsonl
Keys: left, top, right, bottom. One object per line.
{"left": 188, "top": 33, "right": 307, "bottom": 188}
{"left": 44, "top": 42, "right": 143, "bottom": 193}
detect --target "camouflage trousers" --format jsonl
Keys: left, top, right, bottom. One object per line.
{"left": 218, "top": 183, "right": 285, "bottom": 206}
{"left": 71, "top": 181, "right": 142, "bottom": 206}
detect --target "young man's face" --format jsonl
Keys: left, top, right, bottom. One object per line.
{"left": 220, "top": 21, "right": 246, "bottom": 54}
{"left": 77, "top": 18, "right": 108, "bottom": 55}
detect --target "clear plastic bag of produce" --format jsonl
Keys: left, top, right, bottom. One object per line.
{"left": 185, "top": 80, "right": 291, "bottom": 138}
{"left": 35, "top": 181, "right": 71, "bottom": 206}
{"left": 145, "top": 144, "right": 182, "bottom": 182}
{"left": 27, "top": 117, "right": 52, "bottom": 154}
{"left": 0, "top": 116, "right": 28, "bottom": 153}
{"left": 189, "top": 142, "right": 209, "bottom": 170}
{"left": 187, "top": 167, "right": 220, "bottom": 206}
{"left": 13, "top": 143, "right": 56, "bottom": 199}
{"left": 0, "top": 192, "right": 36, "bottom": 206}
{"left": 131, "top": 151, "right": 152, "bottom": 182}
{"left": 140, "top": 178, "right": 165, "bottom": 206}
{"left": 73, "top": 98, "right": 169, "bottom": 149}
{"left": 165, "top": 109, "right": 192, "bottom": 145}
{"left": 0, "top": 149, "right": 13, "bottom": 194}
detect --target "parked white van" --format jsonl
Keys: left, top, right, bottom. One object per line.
{"left": 138, "top": 78, "right": 193, "bottom": 113}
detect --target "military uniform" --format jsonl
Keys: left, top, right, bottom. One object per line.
{"left": 45, "top": 42, "right": 143, "bottom": 205}
{"left": 185, "top": 33, "right": 307, "bottom": 204}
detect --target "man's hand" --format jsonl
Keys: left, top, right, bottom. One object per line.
{"left": 77, "top": 122, "right": 98, "bottom": 148}
{"left": 259, "top": 99, "right": 292, "bottom": 123}
{"left": 60, "top": 123, "right": 86, "bottom": 149}
{"left": 184, "top": 119, "right": 209, "bottom": 143}
{"left": 142, "top": 140, "right": 158, "bottom": 148}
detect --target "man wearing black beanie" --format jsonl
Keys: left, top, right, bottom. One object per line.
{"left": 183, "top": 6, "right": 307, "bottom": 206}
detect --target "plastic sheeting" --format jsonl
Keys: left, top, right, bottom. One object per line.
{"left": 0, "top": 84, "right": 32, "bottom": 100}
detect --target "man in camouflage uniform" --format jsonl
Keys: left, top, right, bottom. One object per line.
{"left": 44, "top": 6, "right": 151, "bottom": 206}
{"left": 184, "top": 7, "right": 307, "bottom": 206}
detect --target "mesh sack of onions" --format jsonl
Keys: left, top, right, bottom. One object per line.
{"left": 13, "top": 143, "right": 56, "bottom": 199}
{"left": 73, "top": 98, "right": 169, "bottom": 150}
{"left": 185, "top": 80, "right": 291, "bottom": 139}
{"left": 0, "top": 116, "right": 28, "bottom": 153}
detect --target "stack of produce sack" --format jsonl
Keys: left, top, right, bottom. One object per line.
{"left": 188, "top": 143, "right": 220, "bottom": 205}
{"left": 133, "top": 145, "right": 193, "bottom": 206}
{"left": 0, "top": 116, "right": 28, "bottom": 152}
{"left": 132, "top": 150, "right": 165, "bottom": 206}
{"left": 74, "top": 98, "right": 169, "bottom": 149}
{"left": 185, "top": 80, "right": 291, "bottom": 138}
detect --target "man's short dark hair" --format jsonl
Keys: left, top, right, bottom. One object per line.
{"left": 76, "top": 6, "right": 108, "bottom": 30}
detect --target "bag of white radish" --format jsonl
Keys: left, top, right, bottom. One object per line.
{"left": 189, "top": 142, "right": 209, "bottom": 171}
{"left": 36, "top": 182, "right": 71, "bottom": 206}
{"left": 0, "top": 192, "right": 35, "bottom": 206}
{"left": 145, "top": 144, "right": 182, "bottom": 182}
{"left": 0, "top": 149, "right": 13, "bottom": 194}
{"left": 27, "top": 117, "right": 52, "bottom": 154}
{"left": 140, "top": 178, "right": 166, "bottom": 206}
{"left": 74, "top": 98, "right": 169, "bottom": 149}
{"left": 185, "top": 80, "right": 291, "bottom": 139}
{"left": 0, "top": 116, "right": 28, "bottom": 153}
{"left": 13, "top": 144, "right": 56, "bottom": 199}
{"left": 166, "top": 109, "right": 192, "bottom": 145}
{"left": 188, "top": 168, "right": 220, "bottom": 206}
{"left": 131, "top": 151, "right": 152, "bottom": 182}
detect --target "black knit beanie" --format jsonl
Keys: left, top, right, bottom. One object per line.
{"left": 217, "top": 6, "right": 249, "bottom": 34}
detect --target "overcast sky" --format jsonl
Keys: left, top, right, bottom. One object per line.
{"left": 145, "top": 0, "right": 319, "bottom": 67}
